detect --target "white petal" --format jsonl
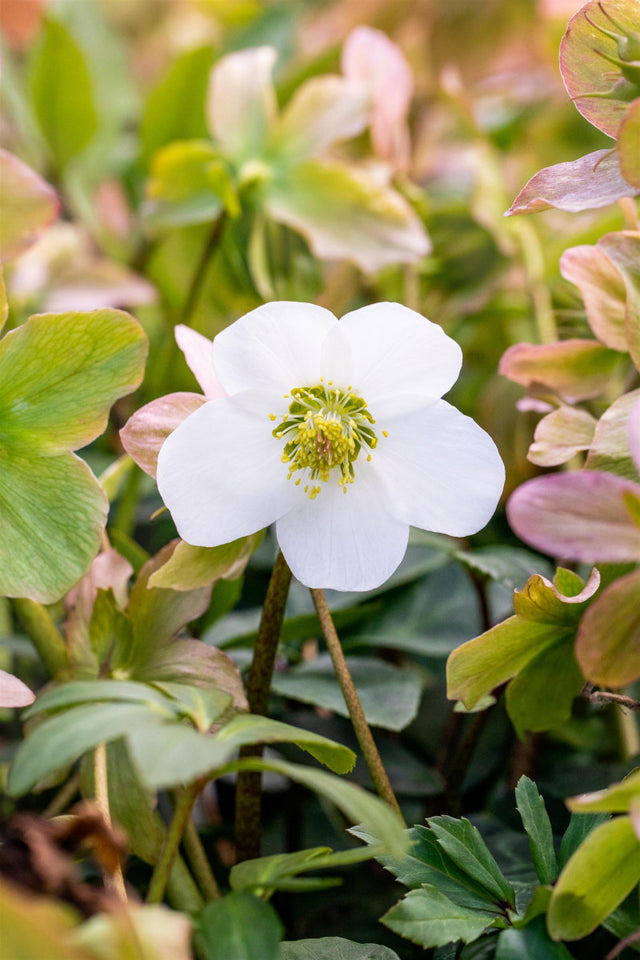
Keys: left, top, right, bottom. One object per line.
{"left": 338, "top": 303, "right": 462, "bottom": 402}
{"left": 276, "top": 464, "right": 408, "bottom": 591}
{"left": 157, "top": 393, "right": 294, "bottom": 546}
{"left": 374, "top": 399, "right": 504, "bottom": 536}
{"left": 174, "top": 325, "right": 225, "bottom": 399}
{"left": 206, "top": 47, "right": 278, "bottom": 161}
{"left": 212, "top": 301, "right": 338, "bottom": 395}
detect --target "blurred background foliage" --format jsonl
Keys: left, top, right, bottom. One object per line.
{"left": 1, "top": 1, "right": 639, "bottom": 957}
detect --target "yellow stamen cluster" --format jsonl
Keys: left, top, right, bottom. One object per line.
{"left": 272, "top": 381, "right": 379, "bottom": 498}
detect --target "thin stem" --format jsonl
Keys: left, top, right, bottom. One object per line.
{"left": 147, "top": 781, "right": 202, "bottom": 904}
{"left": 310, "top": 588, "right": 404, "bottom": 822}
{"left": 43, "top": 773, "right": 80, "bottom": 818}
{"left": 235, "top": 550, "right": 293, "bottom": 861}
{"left": 180, "top": 212, "right": 228, "bottom": 325}
{"left": 582, "top": 683, "right": 640, "bottom": 712}
{"left": 183, "top": 816, "right": 221, "bottom": 901}
{"left": 94, "top": 743, "right": 127, "bottom": 902}
{"left": 442, "top": 708, "right": 493, "bottom": 816}
{"left": 12, "top": 598, "right": 67, "bottom": 677}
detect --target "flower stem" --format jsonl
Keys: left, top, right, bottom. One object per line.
{"left": 180, "top": 211, "right": 228, "bottom": 325}
{"left": 147, "top": 781, "right": 202, "bottom": 904}
{"left": 94, "top": 743, "right": 127, "bottom": 902}
{"left": 234, "top": 550, "right": 293, "bottom": 861}
{"left": 310, "top": 588, "right": 404, "bottom": 822}
{"left": 12, "top": 598, "right": 67, "bottom": 677}
{"left": 183, "top": 816, "right": 221, "bottom": 901}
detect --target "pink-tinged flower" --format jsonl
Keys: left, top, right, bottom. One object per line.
{"left": 156, "top": 301, "right": 505, "bottom": 591}
{"left": 341, "top": 26, "right": 413, "bottom": 172}
{"left": 120, "top": 325, "right": 224, "bottom": 478}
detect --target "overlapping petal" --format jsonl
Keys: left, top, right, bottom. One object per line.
{"left": 212, "top": 301, "right": 337, "bottom": 394}
{"left": 157, "top": 392, "right": 294, "bottom": 546}
{"left": 338, "top": 302, "right": 462, "bottom": 402}
{"left": 276, "top": 463, "right": 408, "bottom": 591}
{"left": 374, "top": 399, "right": 505, "bottom": 537}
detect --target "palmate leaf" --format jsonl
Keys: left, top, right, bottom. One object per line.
{"left": 0, "top": 308, "right": 147, "bottom": 603}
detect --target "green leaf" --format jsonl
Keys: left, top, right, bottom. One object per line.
{"left": 382, "top": 885, "right": 501, "bottom": 949}
{"left": 23, "top": 679, "right": 177, "bottom": 718}
{"left": 140, "top": 46, "right": 215, "bottom": 162}
{"left": 367, "top": 824, "right": 508, "bottom": 911}
{"left": 280, "top": 939, "right": 401, "bottom": 959}
{"left": 151, "top": 682, "right": 232, "bottom": 731}
{"left": 270, "top": 655, "right": 423, "bottom": 732}
{"left": 126, "top": 722, "right": 237, "bottom": 789}
{"left": 495, "top": 917, "right": 573, "bottom": 960}
{"left": 89, "top": 589, "right": 132, "bottom": 667}
{"left": 122, "top": 543, "right": 212, "bottom": 668}
{"left": 148, "top": 533, "right": 262, "bottom": 590}
{"left": 427, "top": 817, "right": 515, "bottom": 908}
{"left": 30, "top": 17, "right": 98, "bottom": 169}
{"left": 565, "top": 768, "right": 640, "bottom": 815}
{"left": 558, "top": 812, "right": 611, "bottom": 869}
{"left": 0, "top": 452, "right": 107, "bottom": 603}
{"left": 196, "top": 892, "right": 282, "bottom": 960}
{"left": 126, "top": 713, "right": 355, "bottom": 789}
{"left": 230, "top": 845, "right": 380, "bottom": 896}
{"left": 575, "top": 569, "right": 640, "bottom": 685}
{"left": 504, "top": 640, "right": 584, "bottom": 739}
{"left": 224, "top": 757, "right": 408, "bottom": 859}
{"left": 514, "top": 777, "right": 557, "bottom": 885}
{"left": 7, "top": 702, "right": 169, "bottom": 796}
{"left": 447, "top": 617, "right": 564, "bottom": 710}
{"left": 145, "top": 140, "right": 237, "bottom": 229}
{"left": 215, "top": 714, "right": 356, "bottom": 774}
{"left": 0, "top": 149, "right": 59, "bottom": 261}
{"left": 0, "top": 309, "right": 147, "bottom": 454}
{"left": 547, "top": 815, "right": 640, "bottom": 940}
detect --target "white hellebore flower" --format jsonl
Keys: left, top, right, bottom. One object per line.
{"left": 157, "top": 302, "right": 505, "bottom": 592}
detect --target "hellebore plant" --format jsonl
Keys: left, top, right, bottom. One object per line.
{"left": 154, "top": 301, "right": 505, "bottom": 592}
{"left": 146, "top": 42, "right": 430, "bottom": 274}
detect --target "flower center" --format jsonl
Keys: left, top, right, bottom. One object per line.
{"left": 272, "top": 381, "right": 379, "bottom": 499}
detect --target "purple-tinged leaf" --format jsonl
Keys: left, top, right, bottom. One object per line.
{"left": 560, "top": 0, "right": 640, "bottom": 138}
{"left": 120, "top": 392, "right": 206, "bottom": 478}
{"left": 505, "top": 150, "right": 639, "bottom": 216}
{"left": 560, "top": 243, "right": 628, "bottom": 351}
{"left": 507, "top": 471, "right": 640, "bottom": 562}
{"left": 0, "top": 149, "right": 59, "bottom": 261}
{"left": 598, "top": 231, "right": 640, "bottom": 370}
{"left": 513, "top": 567, "right": 600, "bottom": 623}
{"left": 629, "top": 396, "right": 640, "bottom": 471}
{"left": 0, "top": 669, "right": 35, "bottom": 708}
{"left": 576, "top": 568, "right": 640, "bottom": 685}
{"left": 499, "top": 339, "right": 625, "bottom": 402}
{"left": 618, "top": 97, "right": 640, "bottom": 187}
{"left": 586, "top": 388, "right": 640, "bottom": 479}
{"left": 528, "top": 406, "right": 597, "bottom": 466}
